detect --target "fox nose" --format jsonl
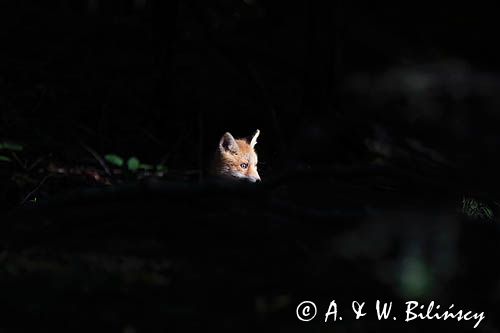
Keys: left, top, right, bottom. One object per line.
{"left": 247, "top": 175, "right": 261, "bottom": 183}
{"left": 247, "top": 169, "right": 260, "bottom": 183}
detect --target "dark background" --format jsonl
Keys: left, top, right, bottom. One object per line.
{"left": 1, "top": 1, "right": 500, "bottom": 332}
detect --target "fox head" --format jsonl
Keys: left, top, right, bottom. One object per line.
{"left": 213, "top": 129, "right": 261, "bottom": 183}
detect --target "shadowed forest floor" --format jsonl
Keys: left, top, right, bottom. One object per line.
{"left": 1, "top": 176, "right": 499, "bottom": 332}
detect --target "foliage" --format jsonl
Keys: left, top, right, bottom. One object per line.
{"left": 127, "top": 157, "right": 140, "bottom": 171}
{"left": 105, "top": 153, "right": 167, "bottom": 173}
{"left": 0, "top": 142, "right": 24, "bottom": 164}
{"left": 461, "top": 197, "right": 494, "bottom": 220}
{"left": 0, "top": 142, "right": 23, "bottom": 151}
{"left": 104, "top": 154, "right": 124, "bottom": 167}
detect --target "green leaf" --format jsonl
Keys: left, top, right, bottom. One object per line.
{"left": 462, "top": 197, "right": 494, "bottom": 220}
{"left": 0, "top": 142, "right": 23, "bottom": 151}
{"left": 104, "top": 154, "right": 124, "bottom": 167}
{"left": 127, "top": 157, "right": 140, "bottom": 171}
{"left": 481, "top": 206, "right": 494, "bottom": 219}
{"left": 0, "top": 155, "right": 11, "bottom": 162}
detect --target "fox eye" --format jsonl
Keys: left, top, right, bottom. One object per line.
{"left": 240, "top": 163, "right": 248, "bottom": 169}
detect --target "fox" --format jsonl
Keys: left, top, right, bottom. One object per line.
{"left": 210, "top": 129, "right": 261, "bottom": 182}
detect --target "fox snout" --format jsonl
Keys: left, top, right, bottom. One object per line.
{"left": 247, "top": 170, "right": 261, "bottom": 183}
{"left": 249, "top": 176, "right": 261, "bottom": 183}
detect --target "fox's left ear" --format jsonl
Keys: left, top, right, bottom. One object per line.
{"left": 249, "top": 129, "right": 260, "bottom": 148}
{"left": 220, "top": 132, "right": 239, "bottom": 153}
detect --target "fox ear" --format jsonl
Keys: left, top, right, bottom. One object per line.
{"left": 219, "top": 132, "right": 239, "bottom": 153}
{"left": 249, "top": 129, "right": 260, "bottom": 148}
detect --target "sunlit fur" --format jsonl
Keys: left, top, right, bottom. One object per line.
{"left": 211, "top": 130, "right": 261, "bottom": 182}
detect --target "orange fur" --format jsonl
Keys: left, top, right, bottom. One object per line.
{"left": 210, "top": 130, "right": 261, "bottom": 182}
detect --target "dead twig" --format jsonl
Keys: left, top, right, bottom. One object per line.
{"left": 11, "top": 152, "right": 27, "bottom": 170}
{"left": 19, "top": 174, "right": 52, "bottom": 206}
{"left": 79, "top": 141, "right": 112, "bottom": 178}
{"left": 27, "top": 155, "right": 47, "bottom": 172}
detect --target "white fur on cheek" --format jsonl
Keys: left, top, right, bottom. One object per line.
{"left": 230, "top": 171, "right": 246, "bottom": 179}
